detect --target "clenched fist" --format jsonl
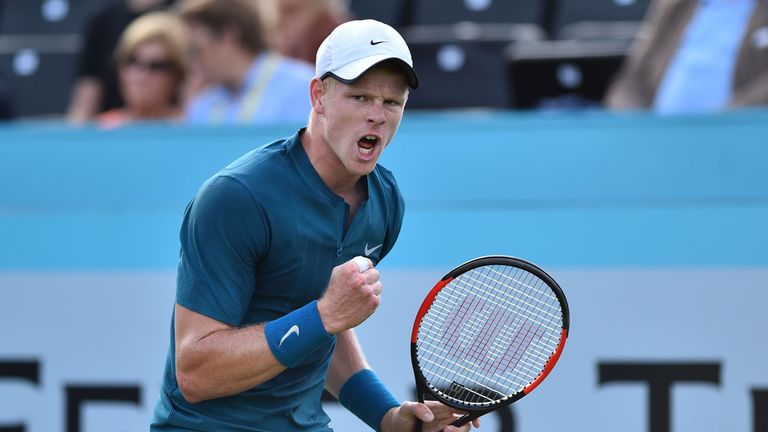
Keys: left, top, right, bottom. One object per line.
{"left": 317, "top": 257, "right": 382, "bottom": 334}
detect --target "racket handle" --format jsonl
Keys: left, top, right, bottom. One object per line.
{"left": 413, "top": 418, "right": 423, "bottom": 432}
{"left": 451, "top": 413, "right": 474, "bottom": 427}
{"left": 352, "top": 256, "right": 371, "bottom": 272}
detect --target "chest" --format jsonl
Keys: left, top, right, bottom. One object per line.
{"left": 245, "top": 190, "right": 391, "bottom": 319}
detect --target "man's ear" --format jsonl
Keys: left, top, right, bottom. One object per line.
{"left": 309, "top": 77, "right": 325, "bottom": 114}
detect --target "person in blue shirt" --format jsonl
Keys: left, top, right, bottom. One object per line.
{"left": 179, "top": 0, "right": 314, "bottom": 124}
{"left": 605, "top": 0, "right": 768, "bottom": 113}
{"left": 151, "top": 19, "right": 480, "bottom": 432}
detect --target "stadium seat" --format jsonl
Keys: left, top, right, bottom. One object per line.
{"left": 403, "top": 23, "right": 544, "bottom": 109}
{"left": 551, "top": 0, "right": 651, "bottom": 39}
{"left": 0, "top": 0, "right": 106, "bottom": 35}
{"left": 500, "top": 0, "right": 649, "bottom": 110}
{"left": 348, "top": 0, "right": 409, "bottom": 27}
{"left": 506, "top": 39, "right": 629, "bottom": 109}
{"left": 0, "top": 49, "right": 78, "bottom": 117}
{"left": 408, "top": 0, "right": 546, "bottom": 26}
{"left": 0, "top": 0, "right": 110, "bottom": 117}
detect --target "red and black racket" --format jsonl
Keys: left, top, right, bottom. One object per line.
{"left": 410, "top": 256, "right": 569, "bottom": 430}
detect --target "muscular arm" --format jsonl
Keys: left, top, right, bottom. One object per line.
{"left": 325, "top": 329, "right": 369, "bottom": 398}
{"left": 175, "top": 257, "right": 381, "bottom": 403}
{"left": 174, "top": 303, "right": 286, "bottom": 403}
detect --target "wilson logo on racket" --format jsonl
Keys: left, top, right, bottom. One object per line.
{"left": 410, "top": 256, "right": 570, "bottom": 431}
{"left": 442, "top": 295, "right": 546, "bottom": 374}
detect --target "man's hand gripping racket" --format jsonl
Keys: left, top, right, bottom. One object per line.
{"left": 410, "top": 256, "right": 570, "bottom": 431}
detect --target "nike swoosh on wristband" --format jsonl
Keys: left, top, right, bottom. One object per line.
{"left": 365, "top": 243, "right": 383, "bottom": 256}
{"left": 278, "top": 325, "right": 300, "bottom": 348}
{"left": 370, "top": 40, "right": 386, "bottom": 45}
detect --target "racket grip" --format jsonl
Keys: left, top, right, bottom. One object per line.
{"left": 451, "top": 413, "right": 473, "bottom": 427}
{"left": 413, "top": 418, "right": 423, "bottom": 432}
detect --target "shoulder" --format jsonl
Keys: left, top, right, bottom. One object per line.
{"left": 194, "top": 174, "right": 259, "bottom": 214}
{"left": 96, "top": 109, "right": 127, "bottom": 129}
{"left": 262, "top": 56, "right": 314, "bottom": 120}
{"left": 369, "top": 164, "right": 405, "bottom": 220}
{"left": 371, "top": 164, "right": 402, "bottom": 197}
{"left": 185, "top": 86, "right": 226, "bottom": 122}
{"left": 274, "top": 55, "right": 316, "bottom": 82}
{"left": 214, "top": 138, "right": 295, "bottom": 195}
{"left": 189, "top": 85, "right": 226, "bottom": 105}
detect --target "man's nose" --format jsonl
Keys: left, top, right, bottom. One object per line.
{"left": 366, "top": 103, "right": 387, "bottom": 125}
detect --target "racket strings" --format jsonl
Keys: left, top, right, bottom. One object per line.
{"left": 416, "top": 264, "right": 564, "bottom": 407}
{"left": 427, "top": 272, "right": 561, "bottom": 342}
{"left": 460, "top": 265, "right": 561, "bottom": 379}
{"left": 424, "top": 270, "right": 562, "bottom": 358}
{"left": 420, "top": 294, "right": 559, "bottom": 376}
{"left": 419, "top": 298, "right": 555, "bottom": 402}
{"left": 419, "top": 277, "right": 558, "bottom": 396}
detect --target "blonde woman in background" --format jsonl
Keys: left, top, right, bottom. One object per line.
{"left": 98, "top": 12, "right": 188, "bottom": 128}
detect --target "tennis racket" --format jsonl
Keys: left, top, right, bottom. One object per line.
{"left": 410, "top": 256, "right": 569, "bottom": 430}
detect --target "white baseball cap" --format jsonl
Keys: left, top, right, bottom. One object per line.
{"left": 316, "top": 19, "right": 419, "bottom": 89}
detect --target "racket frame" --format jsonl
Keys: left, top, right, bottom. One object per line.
{"left": 409, "top": 255, "right": 570, "bottom": 427}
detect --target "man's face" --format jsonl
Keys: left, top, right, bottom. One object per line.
{"left": 186, "top": 23, "right": 228, "bottom": 83}
{"left": 315, "top": 66, "right": 409, "bottom": 178}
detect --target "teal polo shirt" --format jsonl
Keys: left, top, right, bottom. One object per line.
{"left": 152, "top": 129, "right": 405, "bottom": 431}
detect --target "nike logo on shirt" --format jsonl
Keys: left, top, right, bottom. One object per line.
{"left": 278, "top": 325, "right": 300, "bottom": 348}
{"left": 365, "top": 243, "right": 383, "bottom": 256}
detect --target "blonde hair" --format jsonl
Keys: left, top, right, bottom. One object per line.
{"left": 114, "top": 12, "right": 188, "bottom": 81}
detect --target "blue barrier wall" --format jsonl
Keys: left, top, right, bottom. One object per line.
{"left": 1, "top": 111, "right": 767, "bottom": 431}
{"left": 2, "top": 110, "right": 767, "bottom": 269}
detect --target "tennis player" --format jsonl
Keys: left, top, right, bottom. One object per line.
{"left": 151, "top": 19, "right": 479, "bottom": 432}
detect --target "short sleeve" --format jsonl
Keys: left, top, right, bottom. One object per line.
{"left": 176, "top": 175, "right": 269, "bottom": 326}
{"left": 379, "top": 175, "right": 405, "bottom": 262}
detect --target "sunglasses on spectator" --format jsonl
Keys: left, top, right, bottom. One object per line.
{"left": 125, "top": 55, "right": 174, "bottom": 73}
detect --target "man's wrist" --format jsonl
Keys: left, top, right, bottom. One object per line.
{"left": 317, "top": 297, "right": 342, "bottom": 334}
{"left": 339, "top": 369, "right": 400, "bottom": 431}
{"left": 264, "top": 300, "right": 334, "bottom": 367}
{"left": 379, "top": 406, "right": 399, "bottom": 432}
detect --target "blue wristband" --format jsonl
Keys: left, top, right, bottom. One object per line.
{"left": 339, "top": 369, "right": 400, "bottom": 432}
{"left": 264, "top": 300, "right": 334, "bottom": 368}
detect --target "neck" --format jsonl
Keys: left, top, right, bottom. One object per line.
{"left": 301, "top": 125, "right": 363, "bottom": 199}
{"left": 126, "top": 103, "right": 179, "bottom": 120}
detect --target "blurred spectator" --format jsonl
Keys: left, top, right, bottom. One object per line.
{"left": 97, "top": 12, "right": 188, "bottom": 128}
{"left": 605, "top": 0, "right": 768, "bottom": 113}
{"left": 263, "top": 0, "right": 354, "bottom": 64}
{"left": 178, "top": 0, "right": 314, "bottom": 124}
{"left": 67, "top": 0, "right": 175, "bottom": 123}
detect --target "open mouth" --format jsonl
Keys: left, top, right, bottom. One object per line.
{"left": 357, "top": 135, "right": 380, "bottom": 158}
